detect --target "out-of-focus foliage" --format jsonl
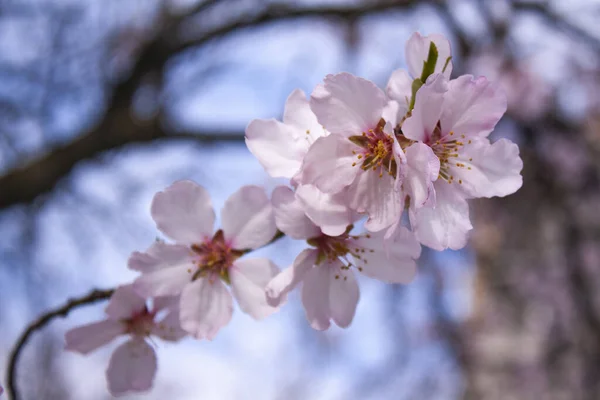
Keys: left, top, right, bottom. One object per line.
{"left": 0, "top": 1, "right": 599, "bottom": 399}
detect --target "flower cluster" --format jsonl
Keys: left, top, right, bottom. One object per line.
{"left": 63, "top": 32, "right": 522, "bottom": 396}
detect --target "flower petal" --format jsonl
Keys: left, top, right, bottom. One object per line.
{"left": 328, "top": 265, "right": 360, "bottom": 329}
{"left": 295, "top": 184, "right": 353, "bottom": 237}
{"left": 296, "top": 134, "right": 360, "bottom": 193}
{"left": 128, "top": 242, "right": 194, "bottom": 273}
{"left": 404, "top": 142, "right": 440, "bottom": 209}
{"left": 271, "top": 185, "right": 320, "bottom": 239}
{"left": 440, "top": 75, "right": 507, "bottom": 138}
{"left": 411, "top": 182, "right": 472, "bottom": 251}
{"left": 179, "top": 277, "right": 233, "bottom": 340}
{"left": 105, "top": 285, "right": 147, "bottom": 321}
{"left": 222, "top": 185, "right": 276, "bottom": 250}
{"left": 265, "top": 248, "right": 317, "bottom": 307}
{"left": 352, "top": 227, "right": 421, "bottom": 284}
{"left": 346, "top": 170, "right": 403, "bottom": 232}
{"left": 402, "top": 73, "right": 448, "bottom": 142}
{"left": 229, "top": 258, "right": 281, "bottom": 319}
{"left": 106, "top": 338, "right": 157, "bottom": 396}
{"left": 152, "top": 302, "right": 187, "bottom": 342}
{"left": 310, "top": 72, "right": 387, "bottom": 137}
{"left": 245, "top": 119, "right": 307, "bottom": 179}
{"left": 151, "top": 180, "right": 215, "bottom": 245}
{"left": 133, "top": 265, "right": 193, "bottom": 298}
{"left": 406, "top": 32, "right": 453, "bottom": 79}
{"left": 65, "top": 319, "right": 124, "bottom": 355}
{"left": 451, "top": 138, "right": 523, "bottom": 198}
{"left": 283, "top": 88, "right": 326, "bottom": 139}
{"left": 386, "top": 68, "right": 412, "bottom": 106}
{"left": 301, "top": 265, "right": 332, "bottom": 331}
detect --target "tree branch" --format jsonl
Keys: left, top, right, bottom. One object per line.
{"left": 6, "top": 289, "right": 115, "bottom": 400}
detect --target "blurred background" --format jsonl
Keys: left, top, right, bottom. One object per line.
{"left": 0, "top": 0, "right": 599, "bottom": 399}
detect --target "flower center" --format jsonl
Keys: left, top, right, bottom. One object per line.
{"left": 126, "top": 307, "right": 155, "bottom": 337}
{"left": 306, "top": 226, "right": 374, "bottom": 280}
{"left": 190, "top": 230, "right": 241, "bottom": 283}
{"left": 349, "top": 118, "right": 397, "bottom": 179}
{"left": 428, "top": 123, "right": 473, "bottom": 184}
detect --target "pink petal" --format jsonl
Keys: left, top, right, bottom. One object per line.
{"left": 411, "top": 183, "right": 472, "bottom": 251}
{"left": 105, "top": 285, "right": 147, "bottom": 321}
{"left": 440, "top": 75, "right": 507, "bottom": 138}
{"left": 128, "top": 242, "right": 193, "bottom": 273}
{"left": 283, "top": 88, "right": 326, "bottom": 138}
{"left": 386, "top": 68, "right": 412, "bottom": 106}
{"left": 221, "top": 185, "right": 276, "bottom": 250}
{"left": 404, "top": 142, "right": 440, "bottom": 209}
{"left": 301, "top": 261, "right": 359, "bottom": 330}
{"left": 352, "top": 227, "right": 421, "bottom": 284}
{"left": 346, "top": 171, "right": 403, "bottom": 232}
{"left": 310, "top": 72, "right": 387, "bottom": 137}
{"left": 402, "top": 73, "right": 448, "bottom": 142}
{"left": 296, "top": 135, "right": 360, "bottom": 193}
{"left": 245, "top": 119, "right": 307, "bottom": 179}
{"left": 150, "top": 181, "right": 215, "bottom": 245}
{"left": 230, "top": 258, "right": 281, "bottom": 319}
{"left": 451, "top": 138, "right": 523, "bottom": 198}
{"left": 405, "top": 32, "right": 453, "bottom": 79}
{"left": 106, "top": 338, "right": 157, "bottom": 396}
{"left": 179, "top": 277, "right": 233, "bottom": 340}
{"left": 65, "top": 319, "right": 124, "bottom": 355}
{"left": 133, "top": 265, "right": 193, "bottom": 298}
{"left": 265, "top": 248, "right": 317, "bottom": 307}
{"left": 271, "top": 185, "right": 320, "bottom": 240}
{"left": 151, "top": 304, "right": 187, "bottom": 342}
{"left": 295, "top": 184, "right": 353, "bottom": 237}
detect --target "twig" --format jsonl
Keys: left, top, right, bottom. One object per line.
{"left": 6, "top": 288, "right": 114, "bottom": 400}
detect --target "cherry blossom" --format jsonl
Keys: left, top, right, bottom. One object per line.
{"left": 295, "top": 72, "right": 409, "bottom": 232}
{"left": 266, "top": 186, "right": 421, "bottom": 330}
{"left": 65, "top": 285, "right": 185, "bottom": 396}
{"left": 129, "top": 180, "right": 280, "bottom": 339}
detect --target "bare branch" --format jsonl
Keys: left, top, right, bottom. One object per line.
{"left": 6, "top": 288, "right": 115, "bottom": 400}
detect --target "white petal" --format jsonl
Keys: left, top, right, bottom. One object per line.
{"left": 283, "top": 88, "right": 326, "bottom": 139}
{"left": 402, "top": 73, "right": 448, "bottom": 142}
{"left": 411, "top": 183, "right": 472, "bottom": 251}
{"left": 346, "top": 171, "right": 403, "bottom": 232}
{"left": 352, "top": 227, "right": 420, "bottom": 284}
{"left": 296, "top": 135, "right": 360, "bottom": 193}
{"left": 65, "top": 319, "right": 124, "bottom": 355}
{"left": 404, "top": 142, "right": 440, "bottom": 209}
{"left": 405, "top": 32, "right": 453, "bottom": 79}
{"left": 295, "top": 184, "right": 353, "bottom": 237}
{"left": 440, "top": 75, "right": 507, "bottom": 138}
{"left": 386, "top": 68, "right": 412, "bottom": 106}
{"left": 128, "top": 242, "right": 194, "bottom": 273}
{"left": 105, "top": 285, "right": 147, "bottom": 321}
{"left": 245, "top": 118, "right": 307, "bottom": 179}
{"left": 221, "top": 185, "right": 276, "bottom": 250}
{"left": 451, "top": 138, "right": 523, "bottom": 198}
{"left": 150, "top": 181, "right": 215, "bottom": 245}
{"left": 265, "top": 249, "right": 317, "bottom": 307}
{"left": 133, "top": 265, "right": 193, "bottom": 298}
{"left": 106, "top": 338, "right": 157, "bottom": 396}
{"left": 179, "top": 277, "right": 233, "bottom": 340}
{"left": 230, "top": 258, "right": 281, "bottom": 319}
{"left": 271, "top": 185, "right": 320, "bottom": 239}
{"left": 310, "top": 72, "right": 387, "bottom": 137}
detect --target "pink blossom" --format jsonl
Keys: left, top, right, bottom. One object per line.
{"left": 130, "top": 181, "right": 280, "bottom": 339}
{"left": 296, "top": 72, "right": 408, "bottom": 232}
{"left": 64, "top": 285, "right": 186, "bottom": 396}
{"left": 266, "top": 186, "right": 421, "bottom": 330}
